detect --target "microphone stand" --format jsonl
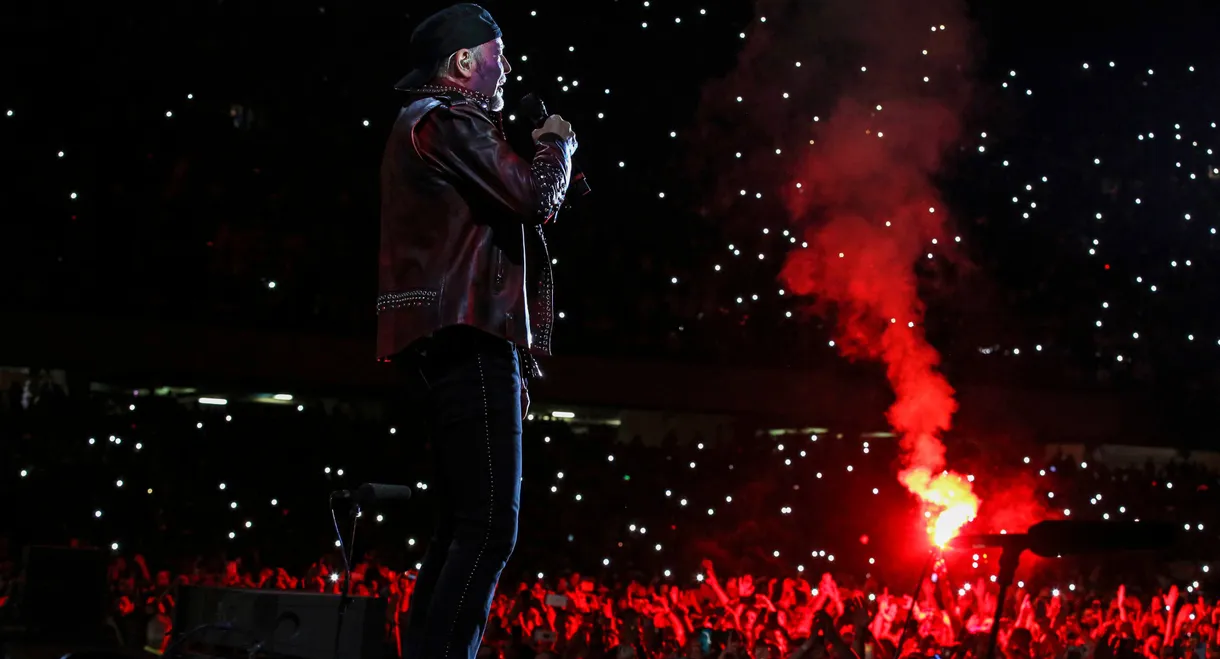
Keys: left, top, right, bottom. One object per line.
{"left": 984, "top": 539, "right": 1028, "bottom": 659}
{"left": 330, "top": 499, "right": 361, "bottom": 659}
{"left": 895, "top": 549, "right": 937, "bottom": 656}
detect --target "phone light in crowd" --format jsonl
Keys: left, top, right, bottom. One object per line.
{"left": 696, "top": 574, "right": 704, "bottom": 582}
{"left": 94, "top": 510, "right": 103, "bottom": 518}
{"left": 551, "top": 411, "right": 575, "bottom": 419}
{"left": 229, "top": 532, "right": 237, "bottom": 539}
{"left": 111, "top": 542, "right": 120, "bottom": 551}
{"left": 245, "top": 521, "right": 253, "bottom": 528}
{"left": 273, "top": 394, "right": 293, "bottom": 401}
{"left": 537, "top": 572, "right": 544, "bottom": 579}
{"left": 330, "top": 573, "right": 339, "bottom": 582}
{"left": 230, "top": 501, "right": 238, "bottom": 509}
{"left": 199, "top": 397, "right": 228, "bottom": 406}
{"left": 868, "top": 593, "right": 876, "bottom": 601}
{"left": 655, "top": 543, "right": 662, "bottom": 551}
{"left": 602, "top": 558, "right": 610, "bottom": 566}
{"left": 664, "top": 569, "right": 672, "bottom": 577}
{"left": 1018, "top": 581, "right": 1025, "bottom": 588}
{"left": 1052, "top": 588, "right": 1060, "bottom": 596}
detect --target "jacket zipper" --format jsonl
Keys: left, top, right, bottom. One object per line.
{"left": 493, "top": 250, "right": 506, "bottom": 291}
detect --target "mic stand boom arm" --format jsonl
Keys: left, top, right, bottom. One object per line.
{"left": 985, "top": 537, "right": 1028, "bottom": 659}
{"left": 330, "top": 496, "right": 361, "bottom": 659}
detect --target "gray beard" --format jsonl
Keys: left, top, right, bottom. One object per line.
{"left": 490, "top": 89, "right": 505, "bottom": 112}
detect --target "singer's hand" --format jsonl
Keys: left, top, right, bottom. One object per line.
{"left": 532, "top": 114, "right": 574, "bottom": 143}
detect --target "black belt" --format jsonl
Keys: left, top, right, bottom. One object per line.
{"left": 401, "top": 326, "right": 542, "bottom": 387}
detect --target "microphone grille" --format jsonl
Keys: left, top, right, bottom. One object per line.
{"left": 520, "top": 93, "right": 547, "bottom": 123}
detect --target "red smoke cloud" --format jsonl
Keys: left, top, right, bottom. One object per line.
{"left": 777, "top": 7, "right": 978, "bottom": 545}
{"left": 778, "top": 98, "right": 978, "bottom": 545}
{"left": 697, "top": 0, "right": 981, "bottom": 545}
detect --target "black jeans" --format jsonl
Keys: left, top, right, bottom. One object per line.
{"left": 398, "top": 326, "right": 522, "bottom": 659}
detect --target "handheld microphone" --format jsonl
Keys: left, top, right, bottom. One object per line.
{"left": 331, "top": 482, "right": 413, "bottom": 505}
{"left": 520, "top": 92, "right": 591, "bottom": 197}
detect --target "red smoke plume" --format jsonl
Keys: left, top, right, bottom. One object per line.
{"left": 690, "top": 0, "right": 981, "bottom": 545}
{"left": 775, "top": 13, "right": 979, "bottom": 545}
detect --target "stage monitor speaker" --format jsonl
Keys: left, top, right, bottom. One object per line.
{"left": 171, "top": 585, "right": 386, "bottom": 659}
{"left": 18, "top": 545, "right": 109, "bottom": 640}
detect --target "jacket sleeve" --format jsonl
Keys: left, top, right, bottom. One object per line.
{"left": 415, "top": 102, "right": 577, "bottom": 224}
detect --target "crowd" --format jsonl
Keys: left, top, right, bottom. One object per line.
{"left": 2, "top": 372, "right": 1219, "bottom": 658}
{"left": 35, "top": 541, "right": 1220, "bottom": 659}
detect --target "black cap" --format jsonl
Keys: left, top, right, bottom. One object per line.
{"left": 395, "top": 3, "right": 502, "bottom": 90}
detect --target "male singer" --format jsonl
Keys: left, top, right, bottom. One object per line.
{"left": 377, "top": 4, "right": 577, "bottom": 659}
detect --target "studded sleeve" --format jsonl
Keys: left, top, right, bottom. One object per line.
{"left": 416, "top": 103, "right": 577, "bottom": 224}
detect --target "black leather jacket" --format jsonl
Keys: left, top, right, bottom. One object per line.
{"left": 377, "top": 84, "right": 577, "bottom": 364}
